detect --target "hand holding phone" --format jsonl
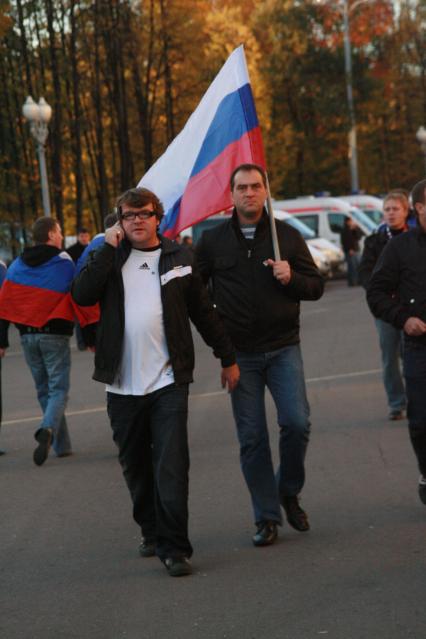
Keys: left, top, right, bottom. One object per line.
{"left": 105, "top": 222, "right": 124, "bottom": 248}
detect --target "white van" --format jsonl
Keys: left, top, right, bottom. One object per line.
{"left": 272, "top": 196, "right": 376, "bottom": 246}
{"left": 339, "top": 195, "right": 383, "bottom": 226}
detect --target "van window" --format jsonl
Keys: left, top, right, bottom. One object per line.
{"left": 328, "top": 213, "right": 347, "bottom": 233}
{"left": 295, "top": 215, "right": 319, "bottom": 236}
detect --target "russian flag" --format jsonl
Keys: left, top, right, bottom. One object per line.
{"left": 138, "top": 45, "right": 265, "bottom": 238}
{"left": 0, "top": 252, "right": 99, "bottom": 328}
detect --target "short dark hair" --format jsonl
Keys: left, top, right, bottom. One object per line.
{"left": 32, "top": 217, "right": 60, "bottom": 244}
{"left": 230, "top": 163, "right": 267, "bottom": 191}
{"left": 103, "top": 212, "right": 118, "bottom": 230}
{"left": 115, "top": 187, "right": 164, "bottom": 222}
{"left": 411, "top": 179, "right": 426, "bottom": 208}
{"left": 77, "top": 227, "right": 89, "bottom": 234}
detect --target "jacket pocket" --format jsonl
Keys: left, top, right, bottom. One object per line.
{"left": 214, "top": 256, "right": 237, "bottom": 270}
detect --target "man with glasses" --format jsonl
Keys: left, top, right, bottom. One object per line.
{"left": 72, "top": 187, "right": 239, "bottom": 578}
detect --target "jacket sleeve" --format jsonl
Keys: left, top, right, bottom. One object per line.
{"left": 194, "top": 233, "right": 212, "bottom": 285}
{"left": 72, "top": 243, "right": 116, "bottom": 306}
{"left": 284, "top": 232, "right": 324, "bottom": 301}
{"left": 359, "top": 234, "right": 378, "bottom": 289}
{"left": 187, "top": 258, "right": 236, "bottom": 368}
{"left": 0, "top": 319, "right": 9, "bottom": 349}
{"left": 366, "top": 240, "right": 409, "bottom": 329}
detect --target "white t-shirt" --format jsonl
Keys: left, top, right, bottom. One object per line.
{"left": 106, "top": 247, "right": 175, "bottom": 395}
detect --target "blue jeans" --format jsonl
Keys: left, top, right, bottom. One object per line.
{"left": 21, "top": 334, "right": 72, "bottom": 456}
{"left": 107, "top": 383, "right": 192, "bottom": 560}
{"left": 403, "top": 341, "right": 426, "bottom": 477}
{"left": 345, "top": 251, "right": 361, "bottom": 286}
{"left": 231, "top": 345, "right": 311, "bottom": 525}
{"left": 375, "top": 319, "right": 406, "bottom": 412}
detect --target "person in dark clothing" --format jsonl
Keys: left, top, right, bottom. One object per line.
{"left": 359, "top": 192, "right": 409, "bottom": 420}
{"left": 196, "top": 163, "right": 324, "bottom": 547}
{"left": 66, "top": 227, "right": 91, "bottom": 263}
{"left": 340, "top": 217, "right": 363, "bottom": 286}
{"left": 72, "top": 187, "right": 239, "bottom": 577}
{"left": 367, "top": 178, "right": 426, "bottom": 506}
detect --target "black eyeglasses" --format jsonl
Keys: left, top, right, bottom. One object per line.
{"left": 120, "top": 209, "right": 157, "bottom": 221}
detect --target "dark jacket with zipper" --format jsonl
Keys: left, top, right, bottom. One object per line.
{"left": 71, "top": 235, "right": 236, "bottom": 385}
{"left": 195, "top": 210, "right": 324, "bottom": 353}
{"left": 367, "top": 227, "right": 426, "bottom": 345}
{"left": 359, "top": 224, "right": 406, "bottom": 289}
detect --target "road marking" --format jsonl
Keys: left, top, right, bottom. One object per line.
{"left": 1, "top": 368, "right": 382, "bottom": 426}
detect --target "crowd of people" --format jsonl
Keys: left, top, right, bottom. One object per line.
{"left": 0, "top": 165, "right": 425, "bottom": 579}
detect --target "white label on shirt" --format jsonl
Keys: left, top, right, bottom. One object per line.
{"left": 161, "top": 265, "right": 192, "bottom": 286}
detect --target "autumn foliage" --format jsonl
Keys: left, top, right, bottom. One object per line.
{"left": 0, "top": 0, "right": 424, "bottom": 247}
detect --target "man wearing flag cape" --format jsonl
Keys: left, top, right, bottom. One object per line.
{"left": 139, "top": 46, "right": 324, "bottom": 546}
{"left": 0, "top": 217, "right": 98, "bottom": 466}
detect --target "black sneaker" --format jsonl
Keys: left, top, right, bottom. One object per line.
{"left": 419, "top": 477, "right": 426, "bottom": 505}
{"left": 139, "top": 538, "right": 156, "bottom": 558}
{"left": 163, "top": 556, "right": 192, "bottom": 577}
{"left": 281, "top": 496, "right": 310, "bottom": 532}
{"left": 252, "top": 521, "right": 278, "bottom": 547}
{"left": 33, "top": 428, "right": 52, "bottom": 466}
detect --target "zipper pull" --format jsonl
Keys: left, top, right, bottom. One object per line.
{"left": 248, "top": 249, "right": 252, "bottom": 258}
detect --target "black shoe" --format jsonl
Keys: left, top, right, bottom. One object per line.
{"left": 252, "top": 521, "right": 278, "bottom": 547}
{"left": 163, "top": 556, "right": 192, "bottom": 577}
{"left": 281, "top": 496, "right": 310, "bottom": 532}
{"left": 139, "top": 538, "right": 156, "bottom": 558}
{"left": 33, "top": 428, "right": 52, "bottom": 466}
{"left": 57, "top": 451, "right": 73, "bottom": 458}
{"left": 419, "top": 477, "right": 426, "bottom": 505}
{"left": 389, "top": 410, "right": 405, "bottom": 421}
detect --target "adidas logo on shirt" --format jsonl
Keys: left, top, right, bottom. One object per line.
{"left": 139, "top": 262, "right": 150, "bottom": 270}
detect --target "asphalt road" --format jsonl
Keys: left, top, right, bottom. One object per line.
{"left": 1, "top": 281, "right": 425, "bottom": 639}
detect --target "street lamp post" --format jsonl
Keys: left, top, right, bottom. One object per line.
{"left": 416, "top": 126, "right": 426, "bottom": 175}
{"left": 22, "top": 96, "right": 52, "bottom": 217}
{"left": 342, "top": 0, "right": 359, "bottom": 193}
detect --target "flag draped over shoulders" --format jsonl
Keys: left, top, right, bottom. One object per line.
{"left": 138, "top": 45, "right": 265, "bottom": 238}
{"left": 0, "top": 251, "right": 99, "bottom": 327}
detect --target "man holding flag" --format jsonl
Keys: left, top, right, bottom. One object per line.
{"left": 136, "top": 46, "right": 322, "bottom": 544}
{"left": 196, "top": 164, "right": 324, "bottom": 545}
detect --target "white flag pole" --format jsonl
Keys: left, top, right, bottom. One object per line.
{"left": 265, "top": 172, "right": 281, "bottom": 261}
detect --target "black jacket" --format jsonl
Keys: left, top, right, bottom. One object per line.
{"left": 195, "top": 210, "right": 324, "bottom": 352}
{"left": 359, "top": 224, "right": 405, "bottom": 288}
{"left": 340, "top": 225, "right": 362, "bottom": 253}
{"left": 367, "top": 228, "right": 426, "bottom": 344}
{"left": 71, "top": 235, "right": 236, "bottom": 385}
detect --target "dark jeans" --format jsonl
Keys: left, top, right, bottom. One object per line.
{"left": 403, "top": 341, "right": 426, "bottom": 477}
{"left": 231, "top": 345, "right": 311, "bottom": 525}
{"left": 107, "top": 383, "right": 192, "bottom": 560}
{"left": 345, "top": 251, "right": 361, "bottom": 286}
{"left": 375, "top": 319, "right": 406, "bottom": 412}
